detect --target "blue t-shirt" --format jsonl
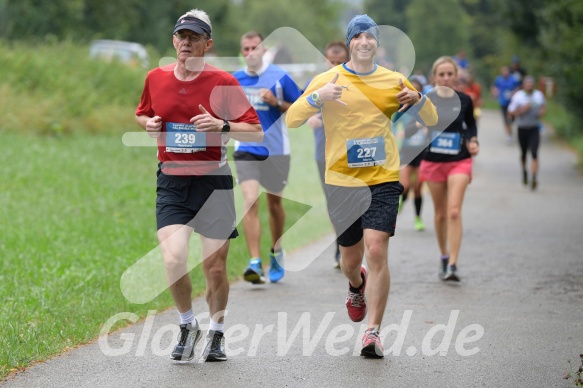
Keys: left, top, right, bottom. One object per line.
{"left": 454, "top": 56, "right": 469, "bottom": 70}
{"left": 233, "top": 63, "right": 302, "bottom": 156}
{"left": 494, "top": 75, "right": 520, "bottom": 107}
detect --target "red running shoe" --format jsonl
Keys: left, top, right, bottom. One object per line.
{"left": 346, "top": 266, "right": 367, "bottom": 322}
{"left": 361, "top": 328, "right": 384, "bottom": 358}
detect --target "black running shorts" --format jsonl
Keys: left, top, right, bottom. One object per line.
{"left": 324, "top": 181, "right": 404, "bottom": 247}
{"left": 155, "top": 164, "right": 238, "bottom": 239}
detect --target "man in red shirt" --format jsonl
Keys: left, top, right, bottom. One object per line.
{"left": 135, "top": 8, "right": 262, "bottom": 362}
{"left": 460, "top": 73, "right": 483, "bottom": 121}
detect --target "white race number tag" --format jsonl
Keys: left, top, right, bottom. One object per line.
{"left": 346, "top": 137, "right": 387, "bottom": 168}
{"left": 430, "top": 131, "right": 461, "bottom": 155}
{"left": 165, "top": 122, "right": 207, "bottom": 153}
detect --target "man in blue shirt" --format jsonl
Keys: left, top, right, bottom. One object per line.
{"left": 492, "top": 66, "right": 520, "bottom": 144}
{"left": 233, "top": 31, "right": 302, "bottom": 284}
{"left": 454, "top": 49, "right": 469, "bottom": 71}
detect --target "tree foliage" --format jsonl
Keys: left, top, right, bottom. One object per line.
{"left": 364, "top": 0, "right": 408, "bottom": 33}
{"left": 0, "top": 0, "right": 85, "bottom": 40}
{"left": 462, "top": 0, "right": 502, "bottom": 59}
{"left": 539, "top": 0, "right": 583, "bottom": 133}
{"left": 0, "top": 0, "right": 341, "bottom": 56}
{"left": 214, "top": 0, "right": 343, "bottom": 55}
{"left": 501, "top": 0, "right": 546, "bottom": 47}
{"left": 405, "top": 0, "right": 470, "bottom": 73}
{"left": 1, "top": 0, "right": 582, "bottom": 134}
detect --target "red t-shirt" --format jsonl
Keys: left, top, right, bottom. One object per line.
{"left": 136, "top": 63, "right": 260, "bottom": 175}
{"left": 463, "top": 82, "right": 482, "bottom": 107}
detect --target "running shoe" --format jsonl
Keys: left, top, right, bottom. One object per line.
{"left": 171, "top": 322, "right": 202, "bottom": 361}
{"left": 522, "top": 170, "right": 528, "bottom": 186}
{"left": 201, "top": 330, "right": 227, "bottom": 362}
{"left": 443, "top": 264, "right": 460, "bottom": 282}
{"left": 269, "top": 249, "right": 285, "bottom": 283}
{"left": 414, "top": 216, "right": 425, "bottom": 231}
{"left": 531, "top": 178, "right": 537, "bottom": 191}
{"left": 439, "top": 256, "right": 449, "bottom": 280}
{"left": 361, "top": 328, "right": 384, "bottom": 358}
{"left": 346, "top": 266, "right": 367, "bottom": 322}
{"left": 243, "top": 258, "right": 265, "bottom": 284}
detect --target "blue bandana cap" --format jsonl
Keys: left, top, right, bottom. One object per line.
{"left": 346, "top": 14, "right": 379, "bottom": 48}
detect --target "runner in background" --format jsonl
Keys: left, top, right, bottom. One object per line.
{"left": 233, "top": 31, "right": 303, "bottom": 285}
{"left": 460, "top": 72, "right": 483, "bottom": 123}
{"left": 455, "top": 72, "right": 482, "bottom": 123}
{"left": 492, "top": 66, "right": 520, "bottom": 144}
{"left": 420, "top": 56, "right": 479, "bottom": 282}
{"left": 508, "top": 76, "right": 546, "bottom": 190}
{"left": 398, "top": 78, "right": 428, "bottom": 231}
{"left": 453, "top": 49, "right": 470, "bottom": 73}
{"left": 510, "top": 55, "right": 527, "bottom": 84}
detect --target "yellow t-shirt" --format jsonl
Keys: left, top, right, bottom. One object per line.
{"left": 286, "top": 64, "right": 438, "bottom": 187}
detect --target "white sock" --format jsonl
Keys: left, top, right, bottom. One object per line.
{"left": 209, "top": 319, "right": 225, "bottom": 333}
{"left": 178, "top": 309, "right": 194, "bottom": 325}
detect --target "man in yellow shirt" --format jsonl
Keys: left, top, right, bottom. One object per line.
{"left": 286, "top": 14, "right": 438, "bottom": 358}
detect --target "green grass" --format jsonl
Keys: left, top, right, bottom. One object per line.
{"left": 543, "top": 99, "right": 583, "bottom": 170}
{"left": 0, "top": 39, "right": 148, "bottom": 136}
{"left": 545, "top": 98, "right": 573, "bottom": 136}
{"left": 481, "top": 96, "right": 499, "bottom": 110}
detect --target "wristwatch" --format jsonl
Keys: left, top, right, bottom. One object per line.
{"left": 221, "top": 120, "right": 231, "bottom": 133}
{"left": 311, "top": 91, "right": 324, "bottom": 107}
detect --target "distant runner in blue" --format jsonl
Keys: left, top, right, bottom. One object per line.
{"left": 233, "top": 31, "right": 302, "bottom": 285}
{"left": 492, "top": 66, "right": 520, "bottom": 144}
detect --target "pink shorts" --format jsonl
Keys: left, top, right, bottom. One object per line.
{"left": 419, "top": 158, "right": 473, "bottom": 183}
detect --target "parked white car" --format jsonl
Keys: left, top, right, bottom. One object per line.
{"left": 89, "top": 40, "right": 149, "bottom": 68}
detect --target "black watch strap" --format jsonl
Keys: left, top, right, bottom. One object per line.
{"left": 221, "top": 120, "right": 231, "bottom": 133}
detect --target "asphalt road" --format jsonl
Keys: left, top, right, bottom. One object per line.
{"left": 3, "top": 109, "right": 583, "bottom": 387}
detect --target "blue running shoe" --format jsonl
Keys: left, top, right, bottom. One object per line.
{"left": 243, "top": 258, "right": 265, "bottom": 284}
{"left": 269, "top": 249, "right": 285, "bottom": 283}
